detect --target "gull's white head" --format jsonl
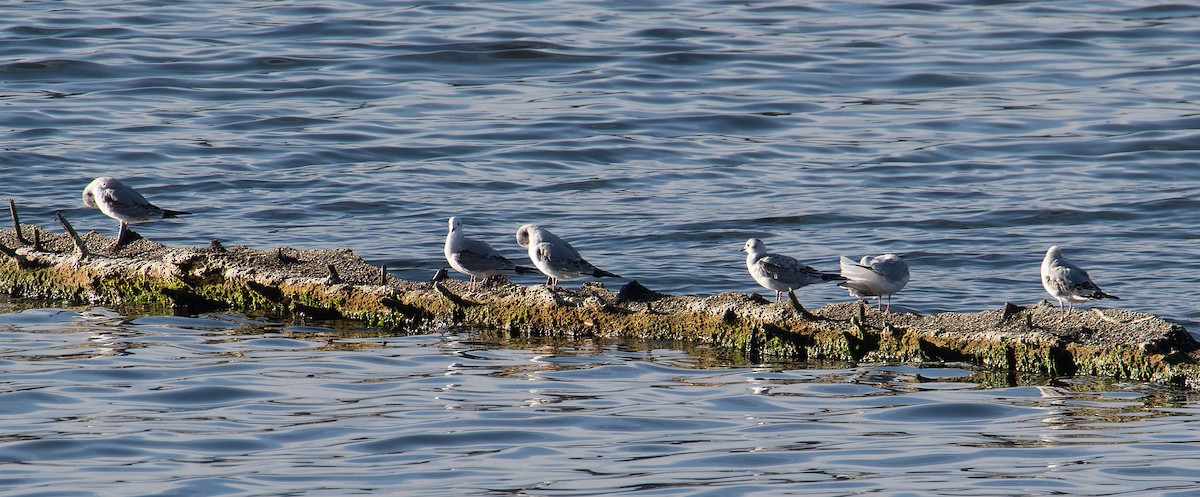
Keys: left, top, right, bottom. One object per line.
{"left": 740, "top": 238, "right": 766, "bottom": 256}
{"left": 82, "top": 176, "right": 115, "bottom": 210}
{"left": 1045, "top": 245, "right": 1063, "bottom": 263}
{"left": 515, "top": 224, "right": 539, "bottom": 248}
{"left": 444, "top": 217, "right": 465, "bottom": 256}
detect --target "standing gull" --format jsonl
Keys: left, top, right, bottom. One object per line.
{"left": 1041, "top": 245, "right": 1119, "bottom": 316}
{"left": 839, "top": 254, "right": 910, "bottom": 312}
{"left": 81, "top": 176, "right": 190, "bottom": 248}
{"left": 515, "top": 224, "right": 620, "bottom": 289}
{"left": 741, "top": 238, "right": 844, "bottom": 302}
{"left": 444, "top": 217, "right": 536, "bottom": 290}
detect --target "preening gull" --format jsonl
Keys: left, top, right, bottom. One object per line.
{"left": 1041, "top": 245, "right": 1118, "bottom": 315}
{"left": 81, "top": 176, "right": 190, "bottom": 248}
{"left": 839, "top": 253, "right": 910, "bottom": 312}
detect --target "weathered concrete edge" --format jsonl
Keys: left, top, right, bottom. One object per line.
{"left": 2, "top": 225, "right": 1199, "bottom": 390}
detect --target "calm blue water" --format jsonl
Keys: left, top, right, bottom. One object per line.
{"left": 4, "top": 1, "right": 1200, "bottom": 494}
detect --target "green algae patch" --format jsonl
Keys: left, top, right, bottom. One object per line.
{"left": 3, "top": 225, "right": 1200, "bottom": 390}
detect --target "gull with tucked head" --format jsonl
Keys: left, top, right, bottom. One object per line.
{"left": 82, "top": 176, "right": 190, "bottom": 249}
{"left": 515, "top": 224, "right": 620, "bottom": 289}
{"left": 1041, "top": 245, "right": 1118, "bottom": 316}
{"left": 839, "top": 253, "right": 910, "bottom": 312}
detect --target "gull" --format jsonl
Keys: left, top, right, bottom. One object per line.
{"left": 444, "top": 217, "right": 536, "bottom": 290}
{"left": 82, "top": 176, "right": 190, "bottom": 248}
{"left": 741, "top": 238, "right": 844, "bottom": 302}
{"left": 515, "top": 224, "right": 620, "bottom": 289}
{"left": 839, "top": 254, "right": 910, "bottom": 312}
{"left": 1041, "top": 245, "right": 1119, "bottom": 316}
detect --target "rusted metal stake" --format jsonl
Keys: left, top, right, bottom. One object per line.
{"left": 275, "top": 246, "right": 299, "bottom": 264}
{"left": 55, "top": 211, "right": 89, "bottom": 259}
{"left": 787, "top": 290, "right": 816, "bottom": 320}
{"left": 0, "top": 242, "right": 25, "bottom": 266}
{"left": 9, "top": 199, "right": 26, "bottom": 244}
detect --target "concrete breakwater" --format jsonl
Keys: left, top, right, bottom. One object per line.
{"left": 2, "top": 218, "right": 1198, "bottom": 390}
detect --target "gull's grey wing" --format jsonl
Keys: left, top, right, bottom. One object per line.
{"left": 536, "top": 240, "right": 588, "bottom": 274}
{"left": 871, "top": 255, "right": 909, "bottom": 282}
{"left": 540, "top": 230, "right": 584, "bottom": 260}
{"left": 103, "top": 183, "right": 162, "bottom": 220}
{"left": 1044, "top": 263, "right": 1087, "bottom": 297}
{"left": 456, "top": 238, "right": 517, "bottom": 272}
{"left": 759, "top": 254, "right": 824, "bottom": 286}
{"left": 1062, "top": 262, "right": 1092, "bottom": 286}
{"left": 535, "top": 230, "right": 586, "bottom": 266}
{"left": 1060, "top": 262, "right": 1108, "bottom": 298}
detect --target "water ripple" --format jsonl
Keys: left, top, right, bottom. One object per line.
{"left": 0, "top": 310, "right": 1197, "bottom": 495}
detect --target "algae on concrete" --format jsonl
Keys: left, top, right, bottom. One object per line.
{"left": 2, "top": 223, "right": 1199, "bottom": 389}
